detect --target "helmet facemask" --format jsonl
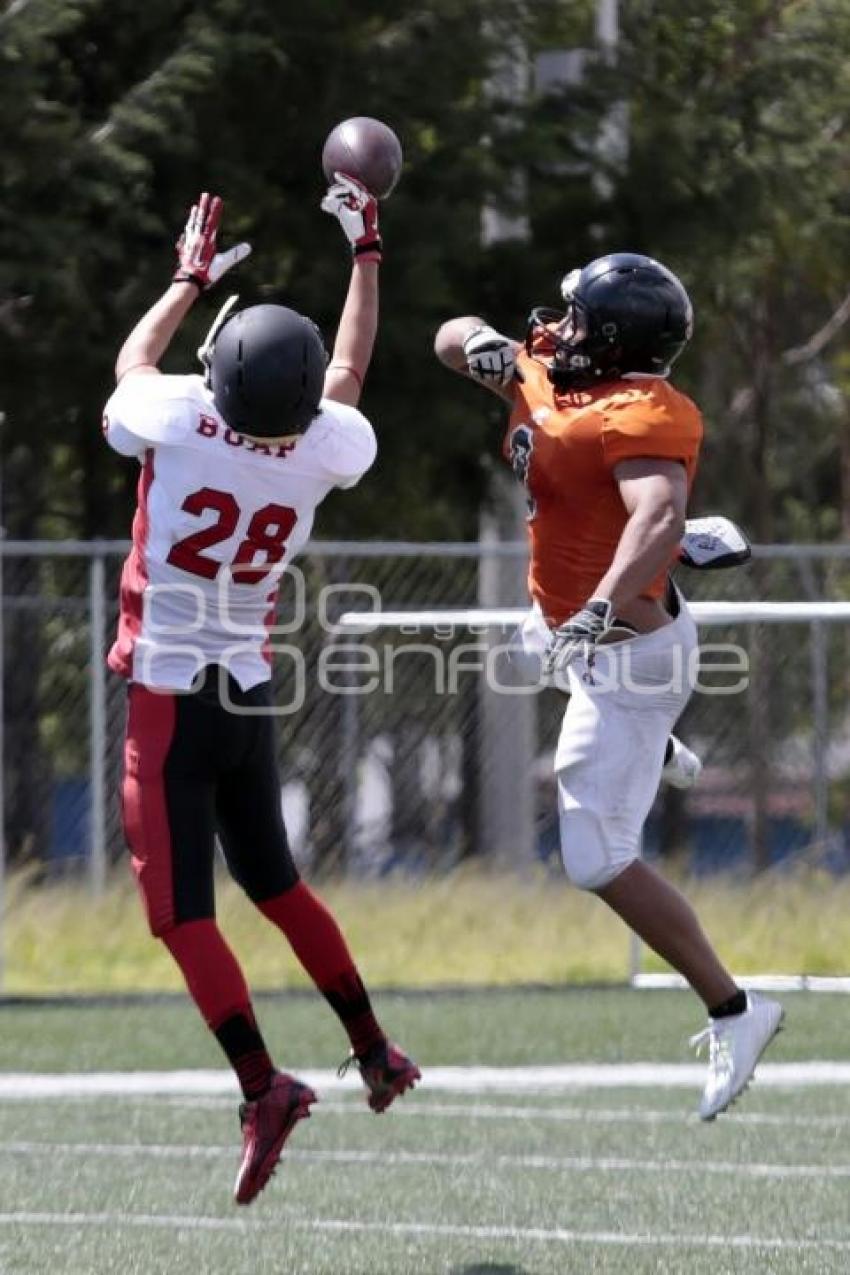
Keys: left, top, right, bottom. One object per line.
{"left": 197, "top": 294, "right": 239, "bottom": 388}
{"left": 525, "top": 269, "right": 622, "bottom": 390}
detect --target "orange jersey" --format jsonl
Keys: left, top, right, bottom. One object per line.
{"left": 505, "top": 350, "right": 703, "bottom": 626}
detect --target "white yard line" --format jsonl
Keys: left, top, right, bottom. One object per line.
{"left": 634, "top": 973, "right": 850, "bottom": 994}
{"left": 1, "top": 1141, "right": 848, "bottom": 1180}
{"left": 326, "top": 1100, "right": 849, "bottom": 1130}
{"left": 29, "top": 1093, "right": 845, "bottom": 1131}
{"left": 0, "top": 1061, "right": 849, "bottom": 1099}
{"left": 0, "top": 1210, "right": 848, "bottom": 1253}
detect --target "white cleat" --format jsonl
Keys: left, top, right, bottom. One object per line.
{"left": 661, "top": 735, "right": 703, "bottom": 790}
{"left": 691, "top": 992, "right": 785, "bottom": 1120}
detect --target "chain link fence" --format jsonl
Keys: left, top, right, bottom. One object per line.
{"left": 3, "top": 539, "right": 850, "bottom": 887}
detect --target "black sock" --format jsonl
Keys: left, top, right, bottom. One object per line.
{"left": 322, "top": 970, "right": 384, "bottom": 1057}
{"left": 663, "top": 738, "right": 674, "bottom": 765}
{"left": 214, "top": 1011, "right": 275, "bottom": 1100}
{"left": 708, "top": 989, "right": 748, "bottom": 1019}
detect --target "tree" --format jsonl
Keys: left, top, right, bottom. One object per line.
{"left": 0, "top": 0, "right": 554, "bottom": 541}
{"left": 2, "top": 0, "right": 849, "bottom": 869}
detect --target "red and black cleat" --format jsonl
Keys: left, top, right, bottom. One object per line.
{"left": 234, "top": 1071, "right": 317, "bottom": 1205}
{"left": 342, "top": 1040, "right": 421, "bottom": 1113}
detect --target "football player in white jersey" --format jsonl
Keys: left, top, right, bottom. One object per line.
{"left": 104, "top": 184, "right": 419, "bottom": 1206}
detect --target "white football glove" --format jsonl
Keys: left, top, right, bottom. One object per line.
{"left": 463, "top": 325, "right": 518, "bottom": 386}
{"left": 320, "top": 172, "right": 381, "bottom": 260}
{"left": 543, "top": 598, "right": 614, "bottom": 679}
{"left": 173, "top": 192, "right": 251, "bottom": 291}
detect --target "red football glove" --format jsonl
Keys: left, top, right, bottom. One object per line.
{"left": 320, "top": 173, "right": 382, "bottom": 262}
{"left": 173, "top": 192, "right": 252, "bottom": 290}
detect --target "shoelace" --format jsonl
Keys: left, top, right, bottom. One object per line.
{"left": 338, "top": 1045, "right": 392, "bottom": 1083}
{"left": 689, "top": 1024, "right": 714, "bottom": 1054}
{"left": 337, "top": 1051, "right": 360, "bottom": 1079}
{"left": 689, "top": 1021, "right": 733, "bottom": 1070}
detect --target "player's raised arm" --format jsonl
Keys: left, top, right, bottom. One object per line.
{"left": 114, "top": 193, "right": 251, "bottom": 383}
{"left": 320, "top": 174, "right": 381, "bottom": 407}
{"left": 434, "top": 316, "right": 520, "bottom": 404}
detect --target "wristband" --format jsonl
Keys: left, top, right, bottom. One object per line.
{"left": 172, "top": 270, "right": 205, "bottom": 291}
{"left": 353, "top": 238, "right": 382, "bottom": 260}
{"left": 463, "top": 325, "right": 489, "bottom": 344}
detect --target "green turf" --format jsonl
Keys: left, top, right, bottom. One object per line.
{"left": 0, "top": 988, "right": 847, "bottom": 1071}
{"left": 1, "top": 1088, "right": 847, "bottom": 1274}
{"left": 0, "top": 991, "right": 848, "bottom": 1273}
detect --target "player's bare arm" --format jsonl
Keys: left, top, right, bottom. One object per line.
{"left": 595, "top": 458, "right": 688, "bottom": 617}
{"left": 321, "top": 174, "right": 381, "bottom": 407}
{"left": 114, "top": 192, "right": 251, "bottom": 382}
{"left": 543, "top": 458, "right": 687, "bottom": 676}
{"left": 324, "top": 258, "right": 379, "bottom": 408}
{"left": 114, "top": 283, "right": 199, "bottom": 382}
{"left": 434, "top": 316, "right": 520, "bottom": 404}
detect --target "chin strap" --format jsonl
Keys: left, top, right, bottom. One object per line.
{"left": 197, "top": 294, "right": 240, "bottom": 386}
{"left": 547, "top": 362, "right": 608, "bottom": 391}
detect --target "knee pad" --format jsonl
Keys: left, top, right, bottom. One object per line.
{"left": 558, "top": 806, "right": 637, "bottom": 891}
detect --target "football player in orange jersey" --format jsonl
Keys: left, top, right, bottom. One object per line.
{"left": 436, "top": 253, "right": 782, "bottom": 1119}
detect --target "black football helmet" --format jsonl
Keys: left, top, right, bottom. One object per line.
{"left": 525, "top": 252, "right": 693, "bottom": 390}
{"left": 200, "top": 298, "right": 328, "bottom": 437}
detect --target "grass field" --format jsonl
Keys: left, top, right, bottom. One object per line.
{"left": 1, "top": 988, "right": 848, "bottom": 1274}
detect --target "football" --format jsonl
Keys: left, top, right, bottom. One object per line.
{"left": 321, "top": 117, "right": 403, "bottom": 200}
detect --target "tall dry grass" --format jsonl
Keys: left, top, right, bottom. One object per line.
{"left": 4, "top": 864, "right": 848, "bottom": 994}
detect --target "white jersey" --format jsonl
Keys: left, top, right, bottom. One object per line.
{"left": 103, "top": 372, "right": 376, "bottom": 690}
